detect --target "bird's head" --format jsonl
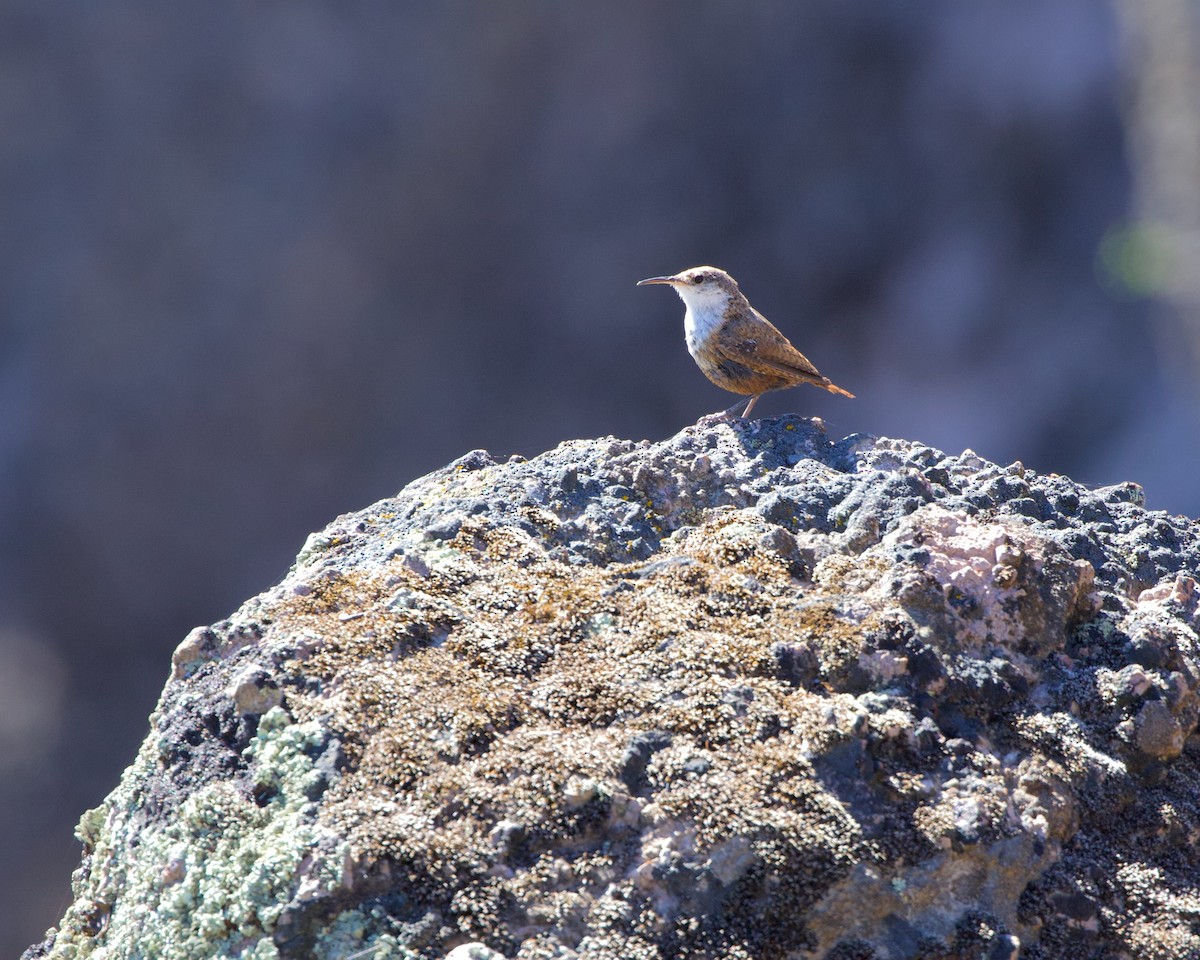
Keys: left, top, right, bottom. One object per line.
{"left": 637, "top": 266, "right": 741, "bottom": 312}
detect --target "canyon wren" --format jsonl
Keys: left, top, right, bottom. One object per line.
{"left": 637, "top": 266, "right": 855, "bottom": 420}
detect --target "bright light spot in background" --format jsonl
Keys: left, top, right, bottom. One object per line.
{"left": 1098, "top": 221, "right": 1179, "bottom": 298}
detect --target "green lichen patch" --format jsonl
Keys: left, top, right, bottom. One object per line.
{"left": 43, "top": 708, "right": 350, "bottom": 960}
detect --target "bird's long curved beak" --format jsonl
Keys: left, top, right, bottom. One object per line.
{"left": 636, "top": 275, "right": 680, "bottom": 286}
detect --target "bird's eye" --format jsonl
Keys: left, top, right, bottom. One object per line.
{"left": 691, "top": 274, "right": 704, "bottom": 284}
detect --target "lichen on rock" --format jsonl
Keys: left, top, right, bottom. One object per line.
{"left": 24, "top": 417, "right": 1200, "bottom": 960}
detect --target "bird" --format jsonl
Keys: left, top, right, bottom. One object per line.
{"left": 637, "top": 266, "right": 854, "bottom": 420}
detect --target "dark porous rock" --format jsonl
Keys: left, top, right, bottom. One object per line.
{"left": 25, "top": 417, "right": 1200, "bottom": 960}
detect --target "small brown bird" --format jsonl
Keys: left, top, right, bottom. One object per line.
{"left": 637, "top": 266, "right": 855, "bottom": 420}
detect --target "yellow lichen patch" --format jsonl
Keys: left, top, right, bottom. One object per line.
{"left": 280, "top": 566, "right": 461, "bottom": 676}
{"left": 277, "top": 519, "right": 871, "bottom": 884}
{"left": 683, "top": 520, "right": 799, "bottom": 586}
{"left": 813, "top": 552, "right": 890, "bottom": 593}
{"left": 254, "top": 503, "right": 945, "bottom": 957}
{"left": 781, "top": 602, "right": 874, "bottom": 682}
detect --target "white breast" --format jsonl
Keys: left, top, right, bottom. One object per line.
{"left": 674, "top": 287, "right": 730, "bottom": 356}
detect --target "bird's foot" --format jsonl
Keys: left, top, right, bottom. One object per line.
{"left": 696, "top": 396, "right": 759, "bottom": 425}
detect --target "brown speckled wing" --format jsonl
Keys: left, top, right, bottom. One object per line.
{"left": 716, "top": 309, "right": 826, "bottom": 383}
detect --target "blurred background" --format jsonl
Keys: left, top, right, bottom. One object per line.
{"left": 4, "top": 0, "right": 1199, "bottom": 952}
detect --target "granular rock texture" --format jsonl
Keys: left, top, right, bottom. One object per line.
{"left": 25, "top": 418, "right": 1200, "bottom": 960}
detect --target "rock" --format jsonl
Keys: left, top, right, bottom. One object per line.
{"left": 23, "top": 417, "right": 1200, "bottom": 960}
{"left": 445, "top": 944, "right": 507, "bottom": 960}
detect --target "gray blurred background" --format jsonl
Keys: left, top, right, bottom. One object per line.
{"left": 5, "top": 0, "right": 1200, "bottom": 952}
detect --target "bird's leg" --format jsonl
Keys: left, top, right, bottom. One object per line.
{"left": 697, "top": 395, "right": 760, "bottom": 425}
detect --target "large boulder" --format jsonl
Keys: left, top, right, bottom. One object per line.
{"left": 26, "top": 418, "right": 1200, "bottom": 959}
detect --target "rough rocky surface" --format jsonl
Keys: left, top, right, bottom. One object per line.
{"left": 25, "top": 417, "right": 1200, "bottom": 960}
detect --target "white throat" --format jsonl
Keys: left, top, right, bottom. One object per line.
{"left": 673, "top": 285, "right": 731, "bottom": 355}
